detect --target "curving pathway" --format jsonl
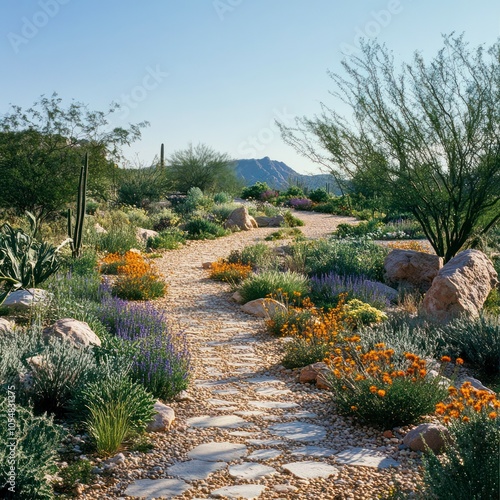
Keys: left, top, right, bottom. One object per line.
{"left": 81, "top": 212, "right": 422, "bottom": 500}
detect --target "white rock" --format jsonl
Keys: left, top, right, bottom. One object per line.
{"left": 241, "top": 298, "right": 287, "bottom": 318}
{"left": 43, "top": 318, "right": 101, "bottom": 348}
{"left": 146, "top": 402, "right": 175, "bottom": 432}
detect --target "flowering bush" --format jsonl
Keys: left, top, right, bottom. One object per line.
{"left": 342, "top": 299, "right": 387, "bottom": 328}
{"left": 288, "top": 198, "right": 313, "bottom": 210}
{"left": 423, "top": 382, "right": 500, "bottom": 499}
{"left": 386, "top": 240, "right": 429, "bottom": 252}
{"left": 208, "top": 260, "right": 252, "bottom": 283}
{"left": 260, "top": 189, "right": 279, "bottom": 202}
{"left": 325, "top": 344, "right": 450, "bottom": 428}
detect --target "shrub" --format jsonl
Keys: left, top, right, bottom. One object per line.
{"left": 282, "top": 337, "right": 332, "bottom": 369}
{"left": 150, "top": 208, "right": 181, "bottom": 231}
{"left": 57, "top": 460, "right": 93, "bottom": 494}
{"left": 82, "top": 375, "right": 155, "bottom": 455}
{"left": 98, "top": 297, "right": 191, "bottom": 400}
{"left": 309, "top": 188, "right": 331, "bottom": 203}
{"left": 423, "top": 383, "right": 500, "bottom": 500}
{"left": 62, "top": 249, "right": 99, "bottom": 276}
{"left": 123, "top": 207, "right": 152, "bottom": 229}
{"left": 342, "top": 299, "right": 387, "bottom": 328}
{"left": 226, "top": 243, "right": 275, "bottom": 271}
{"left": 283, "top": 210, "right": 305, "bottom": 227}
{"left": 311, "top": 196, "right": 353, "bottom": 215}
{"left": 334, "top": 219, "right": 384, "bottom": 239}
{"left": 213, "top": 192, "right": 233, "bottom": 204}
{"left": 325, "top": 345, "right": 450, "bottom": 428}
{"left": 294, "top": 238, "right": 388, "bottom": 281}
{"left": 147, "top": 228, "right": 186, "bottom": 250}
{"left": 208, "top": 202, "right": 240, "bottom": 224}
{"left": 208, "top": 260, "right": 252, "bottom": 284}
{"left": 264, "top": 227, "right": 304, "bottom": 241}
{"left": 386, "top": 240, "right": 430, "bottom": 252}
{"left": 484, "top": 287, "right": 500, "bottom": 316}
{"left": 310, "top": 273, "right": 392, "bottom": 309}
{"left": 435, "top": 315, "right": 500, "bottom": 376}
{"left": 113, "top": 273, "right": 166, "bottom": 300}
{"left": 92, "top": 224, "right": 139, "bottom": 254}
{"left": 288, "top": 198, "right": 313, "bottom": 210}
{"left": 241, "top": 182, "right": 270, "bottom": 200}
{"left": 238, "top": 270, "right": 309, "bottom": 304}
{"left": 0, "top": 395, "right": 64, "bottom": 499}
{"left": 184, "top": 218, "right": 229, "bottom": 240}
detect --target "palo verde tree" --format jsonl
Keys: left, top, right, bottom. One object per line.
{"left": 278, "top": 35, "right": 500, "bottom": 262}
{"left": 167, "top": 143, "right": 242, "bottom": 194}
{"left": 0, "top": 93, "right": 148, "bottom": 226}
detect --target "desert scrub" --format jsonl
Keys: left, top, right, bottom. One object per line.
{"left": 0, "top": 395, "right": 64, "bottom": 499}
{"left": 310, "top": 273, "right": 392, "bottom": 310}
{"left": 208, "top": 260, "right": 252, "bottom": 284}
{"left": 435, "top": 315, "right": 500, "bottom": 376}
{"left": 238, "top": 270, "right": 309, "bottom": 304}
{"left": 184, "top": 218, "right": 229, "bottom": 240}
{"left": 226, "top": 243, "right": 275, "bottom": 271}
{"left": 386, "top": 240, "right": 429, "bottom": 252}
{"left": 264, "top": 227, "right": 304, "bottom": 241}
{"left": 325, "top": 344, "right": 450, "bottom": 428}
{"left": 265, "top": 296, "right": 316, "bottom": 337}
{"left": 423, "top": 382, "right": 500, "bottom": 500}
{"left": 342, "top": 299, "right": 388, "bottom": 329}
{"left": 147, "top": 228, "right": 186, "bottom": 250}
{"left": 291, "top": 238, "right": 388, "bottom": 281}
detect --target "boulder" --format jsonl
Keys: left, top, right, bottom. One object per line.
{"left": 202, "top": 262, "right": 213, "bottom": 270}
{"left": 3, "top": 288, "right": 51, "bottom": 311}
{"left": 459, "top": 376, "right": 495, "bottom": 394}
{"left": 146, "top": 401, "right": 176, "bottom": 432}
{"left": 224, "top": 206, "right": 257, "bottom": 231}
{"left": 403, "top": 423, "right": 450, "bottom": 453}
{"left": 0, "top": 318, "right": 14, "bottom": 334}
{"left": 232, "top": 291, "right": 244, "bottom": 304}
{"left": 94, "top": 222, "right": 107, "bottom": 234}
{"left": 254, "top": 215, "right": 285, "bottom": 228}
{"left": 363, "top": 280, "right": 399, "bottom": 303}
{"left": 240, "top": 298, "right": 287, "bottom": 318}
{"left": 299, "top": 362, "right": 330, "bottom": 390}
{"left": 136, "top": 227, "right": 159, "bottom": 245}
{"left": 422, "top": 249, "right": 498, "bottom": 321}
{"left": 43, "top": 318, "right": 101, "bottom": 348}
{"left": 384, "top": 250, "right": 443, "bottom": 291}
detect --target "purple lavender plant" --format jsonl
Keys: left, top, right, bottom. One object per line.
{"left": 310, "top": 273, "right": 392, "bottom": 309}
{"left": 288, "top": 198, "right": 313, "bottom": 210}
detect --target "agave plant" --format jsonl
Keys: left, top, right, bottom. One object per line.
{"left": 0, "top": 212, "right": 70, "bottom": 305}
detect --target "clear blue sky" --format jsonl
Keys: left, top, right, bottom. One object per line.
{"left": 1, "top": 0, "right": 499, "bottom": 174}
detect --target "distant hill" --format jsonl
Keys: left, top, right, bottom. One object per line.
{"left": 235, "top": 157, "right": 342, "bottom": 195}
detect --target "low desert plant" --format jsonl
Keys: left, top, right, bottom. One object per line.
{"left": 265, "top": 227, "right": 304, "bottom": 241}
{"left": 325, "top": 344, "right": 451, "bottom": 428}
{"left": 56, "top": 460, "right": 93, "bottom": 494}
{"left": 423, "top": 382, "right": 500, "bottom": 500}
{"left": 0, "top": 395, "right": 64, "bottom": 499}
{"left": 342, "top": 299, "right": 387, "bottom": 329}
{"left": 113, "top": 273, "right": 166, "bottom": 300}
{"left": 184, "top": 218, "right": 229, "bottom": 240}
{"left": 282, "top": 337, "right": 332, "bottom": 369}
{"left": 208, "top": 260, "right": 252, "bottom": 284}
{"left": 147, "top": 228, "right": 186, "bottom": 250}
{"left": 92, "top": 224, "right": 139, "bottom": 254}
{"left": 238, "top": 270, "right": 309, "bottom": 304}
{"left": 283, "top": 210, "right": 305, "bottom": 227}
{"left": 310, "top": 273, "right": 392, "bottom": 309}
{"left": 226, "top": 243, "right": 275, "bottom": 271}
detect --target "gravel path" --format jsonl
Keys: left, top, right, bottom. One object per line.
{"left": 81, "top": 212, "right": 422, "bottom": 500}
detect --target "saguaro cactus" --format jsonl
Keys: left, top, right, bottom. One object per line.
{"left": 160, "top": 143, "right": 165, "bottom": 168}
{"left": 68, "top": 153, "right": 88, "bottom": 258}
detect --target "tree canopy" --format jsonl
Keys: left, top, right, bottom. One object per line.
{"left": 0, "top": 93, "right": 147, "bottom": 222}
{"left": 278, "top": 35, "right": 500, "bottom": 261}
{"left": 166, "top": 143, "right": 242, "bottom": 194}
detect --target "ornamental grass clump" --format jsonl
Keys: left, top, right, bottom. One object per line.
{"left": 208, "top": 260, "right": 252, "bottom": 284}
{"left": 325, "top": 344, "right": 451, "bottom": 428}
{"left": 422, "top": 382, "right": 500, "bottom": 500}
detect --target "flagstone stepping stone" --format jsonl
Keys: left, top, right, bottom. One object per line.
{"left": 207, "top": 398, "right": 236, "bottom": 406}
{"left": 213, "top": 389, "right": 240, "bottom": 395}
{"left": 231, "top": 345, "right": 255, "bottom": 351}
{"left": 218, "top": 406, "right": 239, "bottom": 412}
{"left": 282, "top": 461, "right": 339, "bottom": 479}
{"left": 247, "top": 448, "right": 282, "bottom": 461}
{"left": 234, "top": 410, "right": 268, "bottom": 417}
{"left": 166, "top": 460, "right": 227, "bottom": 481}
{"left": 249, "top": 401, "right": 299, "bottom": 409}
{"left": 247, "top": 438, "right": 284, "bottom": 446}
{"left": 291, "top": 446, "right": 337, "bottom": 457}
{"left": 245, "top": 376, "right": 284, "bottom": 384}
{"left": 334, "top": 447, "right": 400, "bottom": 468}
{"left": 254, "top": 386, "right": 292, "bottom": 397}
{"left": 125, "top": 478, "right": 190, "bottom": 499}
{"left": 269, "top": 422, "right": 327, "bottom": 442}
{"left": 211, "top": 484, "right": 266, "bottom": 499}
{"left": 187, "top": 415, "right": 249, "bottom": 429}
{"left": 229, "top": 462, "right": 278, "bottom": 480}
{"left": 261, "top": 415, "right": 281, "bottom": 421}
{"left": 188, "top": 442, "right": 248, "bottom": 462}
{"left": 283, "top": 411, "right": 318, "bottom": 419}
{"left": 228, "top": 362, "right": 257, "bottom": 367}
{"left": 229, "top": 431, "right": 259, "bottom": 437}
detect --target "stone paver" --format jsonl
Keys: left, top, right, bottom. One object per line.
{"left": 166, "top": 460, "right": 227, "bottom": 481}
{"left": 124, "top": 478, "right": 190, "bottom": 499}
{"left": 188, "top": 442, "right": 248, "bottom": 462}
{"left": 211, "top": 484, "right": 267, "bottom": 499}
{"left": 335, "top": 447, "right": 401, "bottom": 468}
{"left": 282, "top": 461, "right": 339, "bottom": 479}
{"left": 186, "top": 415, "right": 249, "bottom": 428}
{"left": 228, "top": 462, "right": 278, "bottom": 480}
{"left": 269, "top": 422, "right": 327, "bottom": 442}
{"left": 247, "top": 448, "right": 282, "bottom": 461}
{"left": 291, "top": 445, "right": 337, "bottom": 457}
{"left": 249, "top": 401, "right": 299, "bottom": 409}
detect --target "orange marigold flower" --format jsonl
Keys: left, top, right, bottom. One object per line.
{"left": 441, "top": 356, "right": 451, "bottom": 363}
{"left": 351, "top": 406, "right": 358, "bottom": 411}
{"left": 377, "top": 389, "right": 386, "bottom": 397}
{"left": 456, "top": 358, "right": 464, "bottom": 365}
{"left": 489, "top": 412, "right": 498, "bottom": 419}
{"left": 462, "top": 416, "right": 469, "bottom": 422}
{"left": 369, "top": 385, "right": 378, "bottom": 394}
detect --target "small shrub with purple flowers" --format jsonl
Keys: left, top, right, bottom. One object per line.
{"left": 288, "top": 198, "right": 313, "bottom": 211}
